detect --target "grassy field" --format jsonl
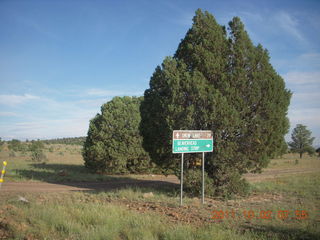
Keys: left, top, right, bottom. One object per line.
{"left": 1, "top": 144, "right": 319, "bottom": 183}
{"left": 0, "top": 144, "right": 319, "bottom": 239}
{"left": 268, "top": 153, "right": 320, "bottom": 169}
{"left": 0, "top": 144, "right": 115, "bottom": 182}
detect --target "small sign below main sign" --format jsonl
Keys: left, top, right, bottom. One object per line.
{"left": 172, "top": 130, "right": 213, "bottom": 153}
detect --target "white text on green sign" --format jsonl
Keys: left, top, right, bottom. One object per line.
{"left": 173, "top": 139, "right": 213, "bottom": 153}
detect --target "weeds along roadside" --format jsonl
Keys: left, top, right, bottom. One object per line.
{"left": 0, "top": 173, "right": 319, "bottom": 240}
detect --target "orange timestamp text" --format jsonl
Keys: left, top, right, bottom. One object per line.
{"left": 211, "top": 209, "right": 309, "bottom": 221}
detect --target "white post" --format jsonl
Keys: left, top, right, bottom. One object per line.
{"left": 202, "top": 152, "right": 205, "bottom": 204}
{"left": 180, "top": 153, "right": 184, "bottom": 206}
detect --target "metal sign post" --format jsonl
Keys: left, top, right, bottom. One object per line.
{"left": 172, "top": 130, "right": 213, "bottom": 206}
{"left": 202, "top": 152, "right": 205, "bottom": 204}
{"left": 180, "top": 153, "right": 184, "bottom": 205}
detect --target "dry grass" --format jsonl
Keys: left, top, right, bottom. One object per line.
{"left": 0, "top": 144, "right": 319, "bottom": 239}
{"left": 268, "top": 153, "right": 320, "bottom": 169}
{"left": 0, "top": 144, "right": 112, "bottom": 182}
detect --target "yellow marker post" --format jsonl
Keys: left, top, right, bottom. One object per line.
{"left": 0, "top": 161, "right": 7, "bottom": 189}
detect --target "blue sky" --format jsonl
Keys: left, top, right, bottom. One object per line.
{"left": 0, "top": 0, "right": 319, "bottom": 146}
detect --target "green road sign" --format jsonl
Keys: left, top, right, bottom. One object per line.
{"left": 173, "top": 139, "right": 213, "bottom": 153}
{"left": 172, "top": 130, "right": 213, "bottom": 205}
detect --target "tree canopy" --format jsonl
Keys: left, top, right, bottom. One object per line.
{"left": 140, "top": 9, "right": 291, "bottom": 196}
{"left": 83, "top": 96, "right": 152, "bottom": 174}
{"left": 288, "top": 124, "right": 315, "bottom": 158}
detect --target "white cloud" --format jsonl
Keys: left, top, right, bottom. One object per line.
{"left": 76, "top": 98, "right": 110, "bottom": 108}
{"left": 299, "top": 53, "right": 320, "bottom": 69}
{"left": 0, "top": 111, "right": 19, "bottom": 117}
{"left": 289, "top": 108, "right": 320, "bottom": 126}
{"left": 86, "top": 88, "right": 122, "bottom": 97}
{"left": 1, "top": 117, "right": 89, "bottom": 140}
{"left": 300, "top": 52, "right": 320, "bottom": 61}
{"left": 275, "top": 11, "right": 305, "bottom": 43}
{"left": 86, "top": 88, "right": 143, "bottom": 97}
{"left": 273, "top": 52, "right": 320, "bottom": 74}
{"left": 282, "top": 70, "right": 320, "bottom": 146}
{"left": 0, "top": 94, "right": 40, "bottom": 106}
{"left": 0, "top": 92, "right": 103, "bottom": 140}
{"left": 293, "top": 92, "right": 320, "bottom": 105}
{"left": 240, "top": 11, "right": 263, "bottom": 22}
{"left": 283, "top": 71, "right": 320, "bottom": 85}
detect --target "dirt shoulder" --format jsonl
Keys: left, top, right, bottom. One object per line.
{"left": 0, "top": 178, "right": 177, "bottom": 193}
{"left": 0, "top": 167, "right": 319, "bottom": 193}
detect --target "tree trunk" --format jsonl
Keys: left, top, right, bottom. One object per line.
{"left": 299, "top": 152, "right": 303, "bottom": 159}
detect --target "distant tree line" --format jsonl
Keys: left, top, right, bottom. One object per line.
{"left": 1, "top": 137, "right": 85, "bottom": 146}
{"left": 42, "top": 137, "right": 86, "bottom": 146}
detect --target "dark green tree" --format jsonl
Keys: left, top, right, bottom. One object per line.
{"left": 140, "top": 9, "right": 291, "bottom": 196}
{"left": 288, "top": 124, "right": 315, "bottom": 158}
{"left": 83, "top": 96, "right": 152, "bottom": 174}
{"left": 219, "top": 17, "right": 291, "bottom": 173}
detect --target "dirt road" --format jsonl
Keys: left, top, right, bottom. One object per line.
{"left": 0, "top": 178, "right": 178, "bottom": 193}
{"left": 0, "top": 167, "right": 318, "bottom": 193}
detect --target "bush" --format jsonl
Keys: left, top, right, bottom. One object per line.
{"left": 48, "top": 146, "right": 54, "bottom": 153}
{"left": 213, "top": 169, "right": 251, "bottom": 198}
{"left": 7, "top": 139, "right": 28, "bottom": 154}
{"left": 83, "top": 96, "right": 152, "bottom": 174}
{"left": 181, "top": 169, "right": 215, "bottom": 197}
{"left": 30, "top": 149, "right": 47, "bottom": 162}
{"left": 29, "top": 140, "right": 47, "bottom": 162}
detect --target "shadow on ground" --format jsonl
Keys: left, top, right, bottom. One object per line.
{"left": 12, "top": 163, "right": 179, "bottom": 196}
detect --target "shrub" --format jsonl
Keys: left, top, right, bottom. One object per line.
{"left": 29, "top": 140, "right": 47, "bottom": 162}
{"left": 181, "top": 169, "right": 215, "bottom": 197}
{"left": 83, "top": 96, "right": 152, "bottom": 174}
{"left": 31, "top": 149, "right": 47, "bottom": 162}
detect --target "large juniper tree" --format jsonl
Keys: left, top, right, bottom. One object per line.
{"left": 140, "top": 9, "right": 291, "bottom": 196}
{"left": 83, "top": 96, "right": 152, "bottom": 174}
